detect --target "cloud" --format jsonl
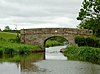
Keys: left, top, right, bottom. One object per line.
{"left": 0, "top": 0, "right": 82, "bottom": 30}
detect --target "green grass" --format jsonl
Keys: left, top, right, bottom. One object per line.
{"left": 0, "top": 32, "right": 41, "bottom": 55}
{"left": 0, "top": 32, "right": 17, "bottom": 41}
{"left": 0, "top": 41, "right": 40, "bottom": 50}
{"left": 64, "top": 45, "right": 100, "bottom": 65}
{"left": 45, "top": 36, "right": 67, "bottom": 47}
{"left": 45, "top": 40, "right": 62, "bottom": 47}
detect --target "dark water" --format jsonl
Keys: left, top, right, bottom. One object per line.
{"left": 0, "top": 46, "right": 100, "bottom": 74}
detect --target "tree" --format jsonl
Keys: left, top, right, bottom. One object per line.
{"left": 3, "top": 26, "right": 12, "bottom": 32}
{"left": 77, "top": 0, "right": 100, "bottom": 37}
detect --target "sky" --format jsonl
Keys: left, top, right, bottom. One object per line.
{"left": 0, "top": 0, "right": 83, "bottom": 30}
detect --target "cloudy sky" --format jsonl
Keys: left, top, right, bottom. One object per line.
{"left": 0, "top": 0, "right": 83, "bottom": 30}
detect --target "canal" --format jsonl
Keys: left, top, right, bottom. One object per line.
{"left": 0, "top": 45, "right": 100, "bottom": 74}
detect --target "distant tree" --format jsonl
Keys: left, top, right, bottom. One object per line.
{"left": 0, "top": 28, "right": 1, "bottom": 31}
{"left": 3, "top": 26, "right": 12, "bottom": 32}
{"left": 77, "top": 0, "right": 100, "bottom": 37}
{"left": 4, "top": 26, "right": 11, "bottom": 30}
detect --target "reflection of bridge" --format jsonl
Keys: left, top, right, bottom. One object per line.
{"left": 20, "top": 28, "right": 90, "bottom": 48}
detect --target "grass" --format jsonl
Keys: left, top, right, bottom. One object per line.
{"left": 45, "top": 40, "right": 62, "bottom": 47}
{"left": 45, "top": 36, "right": 68, "bottom": 47}
{"left": 64, "top": 44, "right": 100, "bottom": 65}
{"left": 0, "top": 32, "right": 41, "bottom": 56}
{"left": 0, "top": 41, "right": 41, "bottom": 54}
{"left": 0, "top": 32, "right": 17, "bottom": 41}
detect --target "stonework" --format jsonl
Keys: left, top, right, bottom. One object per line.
{"left": 20, "top": 28, "right": 91, "bottom": 48}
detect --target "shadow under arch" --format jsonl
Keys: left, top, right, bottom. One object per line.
{"left": 43, "top": 36, "right": 69, "bottom": 48}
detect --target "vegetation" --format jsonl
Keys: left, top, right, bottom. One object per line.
{"left": 0, "top": 32, "right": 18, "bottom": 42}
{"left": 75, "top": 36, "right": 100, "bottom": 47}
{"left": 0, "top": 41, "right": 41, "bottom": 55}
{"left": 64, "top": 45, "right": 100, "bottom": 65}
{"left": 69, "top": 0, "right": 100, "bottom": 64}
{"left": 45, "top": 36, "right": 68, "bottom": 47}
{"left": 2, "top": 26, "right": 20, "bottom": 33}
{"left": 45, "top": 40, "right": 62, "bottom": 47}
{"left": 77, "top": 0, "right": 100, "bottom": 37}
{"left": 3, "top": 26, "right": 12, "bottom": 32}
{"left": 0, "top": 32, "right": 41, "bottom": 56}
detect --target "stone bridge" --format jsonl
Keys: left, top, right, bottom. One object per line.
{"left": 20, "top": 28, "right": 91, "bottom": 48}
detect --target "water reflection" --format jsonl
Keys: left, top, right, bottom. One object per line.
{"left": 0, "top": 46, "right": 100, "bottom": 74}
{"left": 0, "top": 53, "right": 44, "bottom": 74}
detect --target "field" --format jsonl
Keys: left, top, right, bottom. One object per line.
{"left": 0, "top": 32, "right": 17, "bottom": 41}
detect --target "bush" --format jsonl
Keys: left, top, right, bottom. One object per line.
{"left": 0, "top": 50, "right": 3, "bottom": 58}
{"left": 17, "top": 46, "right": 31, "bottom": 55}
{"left": 98, "top": 41, "right": 100, "bottom": 48}
{"left": 16, "top": 36, "right": 20, "bottom": 43}
{"left": 9, "top": 38, "right": 16, "bottom": 43}
{"left": 18, "top": 49, "right": 30, "bottom": 55}
{"left": 85, "top": 37, "right": 93, "bottom": 46}
{"left": 9, "top": 37, "right": 20, "bottom": 43}
{"left": 75, "top": 36, "right": 86, "bottom": 46}
{"left": 4, "top": 48, "right": 15, "bottom": 55}
{"left": 64, "top": 45, "right": 100, "bottom": 65}
{"left": 75, "top": 36, "right": 100, "bottom": 48}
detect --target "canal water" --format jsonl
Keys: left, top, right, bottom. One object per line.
{"left": 0, "top": 46, "right": 100, "bottom": 74}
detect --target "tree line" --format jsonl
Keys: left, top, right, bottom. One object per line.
{"left": 0, "top": 26, "right": 20, "bottom": 33}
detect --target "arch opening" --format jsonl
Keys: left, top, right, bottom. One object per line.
{"left": 44, "top": 36, "right": 69, "bottom": 48}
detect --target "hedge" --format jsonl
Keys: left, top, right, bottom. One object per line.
{"left": 75, "top": 36, "right": 100, "bottom": 48}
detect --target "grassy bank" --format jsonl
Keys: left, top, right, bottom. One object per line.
{"left": 0, "top": 32, "right": 17, "bottom": 41}
{"left": 45, "top": 36, "right": 67, "bottom": 47}
{"left": 0, "top": 32, "right": 41, "bottom": 55}
{"left": 0, "top": 41, "right": 41, "bottom": 55}
{"left": 64, "top": 45, "right": 100, "bottom": 65}
{"left": 45, "top": 40, "right": 62, "bottom": 47}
